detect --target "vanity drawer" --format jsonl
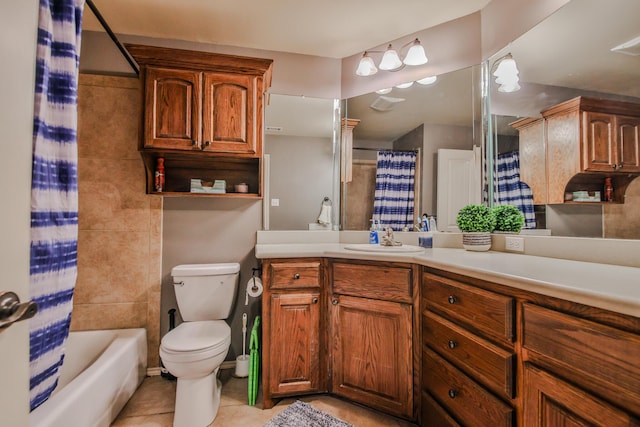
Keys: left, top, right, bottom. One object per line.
{"left": 423, "top": 273, "right": 514, "bottom": 344}
{"left": 422, "top": 347, "right": 513, "bottom": 427}
{"left": 523, "top": 303, "right": 640, "bottom": 414}
{"left": 423, "top": 311, "right": 515, "bottom": 400}
{"left": 421, "top": 390, "right": 460, "bottom": 427}
{"left": 332, "top": 261, "right": 412, "bottom": 303}
{"left": 268, "top": 259, "right": 321, "bottom": 290}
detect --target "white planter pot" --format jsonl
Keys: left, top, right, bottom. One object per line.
{"left": 462, "top": 232, "right": 492, "bottom": 251}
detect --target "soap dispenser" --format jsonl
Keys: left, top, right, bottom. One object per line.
{"left": 369, "top": 219, "right": 379, "bottom": 244}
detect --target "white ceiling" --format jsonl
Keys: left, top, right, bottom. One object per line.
{"left": 82, "top": 0, "right": 490, "bottom": 59}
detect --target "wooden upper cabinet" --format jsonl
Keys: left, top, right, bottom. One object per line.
{"left": 125, "top": 44, "right": 273, "bottom": 195}
{"left": 616, "top": 114, "right": 640, "bottom": 171}
{"left": 583, "top": 111, "right": 615, "bottom": 172}
{"left": 512, "top": 118, "right": 547, "bottom": 204}
{"left": 144, "top": 67, "right": 202, "bottom": 150}
{"left": 202, "top": 72, "right": 258, "bottom": 154}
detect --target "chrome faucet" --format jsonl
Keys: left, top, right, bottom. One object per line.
{"left": 381, "top": 227, "right": 402, "bottom": 246}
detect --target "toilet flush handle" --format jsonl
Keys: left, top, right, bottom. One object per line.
{"left": 173, "top": 281, "right": 185, "bottom": 287}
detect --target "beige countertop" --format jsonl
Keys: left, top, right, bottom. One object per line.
{"left": 255, "top": 243, "right": 640, "bottom": 318}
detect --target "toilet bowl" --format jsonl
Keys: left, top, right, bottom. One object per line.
{"left": 160, "top": 321, "right": 231, "bottom": 427}
{"left": 160, "top": 263, "right": 240, "bottom": 427}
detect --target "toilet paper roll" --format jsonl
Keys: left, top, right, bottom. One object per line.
{"left": 246, "top": 277, "right": 263, "bottom": 298}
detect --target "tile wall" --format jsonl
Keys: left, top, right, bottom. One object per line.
{"left": 72, "top": 74, "right": 162, "bottom": 368}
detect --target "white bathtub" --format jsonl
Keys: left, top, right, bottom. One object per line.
{"left": 30, "top": 328, "right": 147, "bottom": 427}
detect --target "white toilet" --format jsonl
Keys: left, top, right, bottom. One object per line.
{"left": 160, "top": 263, "right": 240, "bottom": 427}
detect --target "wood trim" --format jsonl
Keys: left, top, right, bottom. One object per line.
{"left": 125, "top": 44, "right": 273, "bottom": 78}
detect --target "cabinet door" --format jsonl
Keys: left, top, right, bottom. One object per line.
{"left": 583, "top": 111, "right": 616, "bottom": 171}
{"left": 202, "top": 72, "right": 259, "bottom": 155}
{"left": 144, "top": 67, "right": 202, "bottom": 150}
{"left": 616, "top": 115, "right": 640, "bottom": 172}
{"left": 523, "top": 364, "right": 639, "bottom": 427}
{"left": 268, "top": 292, "right": 321, "bottom": 396}
{"left": 330, "top": 294, "right": 413, "bottom": 418}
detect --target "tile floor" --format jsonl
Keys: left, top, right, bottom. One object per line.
{"left": 112, "top": 369, "right": 417, "bottom": 426}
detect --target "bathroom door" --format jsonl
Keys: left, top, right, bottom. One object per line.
{"left": 0, "top": 1, "right": 38, "bottom": 424}
{"left": 436, "top": 148, "right": 482, "bottom": 232}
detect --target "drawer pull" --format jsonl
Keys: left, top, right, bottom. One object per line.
{"left": 448, "top": 340, "right": 458, "bottom": 349}
{"left": 312, "top": 297, "right": 318, "bottom": 304}
{"left": 447, "top": 295, "right": 457, "bottom": 304}
{"left": 332, "top": 299, "right": 338, "bottom": 305}
{"left": 293, "top": 273, "right": 300, "bottom": 279}
{"left": 448, "top": 389, "right": 458, "bottom": 399}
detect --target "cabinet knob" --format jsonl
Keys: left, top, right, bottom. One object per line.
{"left": 332, "top": 299, "right": 338, "bottom": 305}
{"left": 448, "top": 389, "right": 458, "bottom": 399}
{"left": 293, "top": 273, "right": 300, "bottom": 279}
{"left": 204, "top": 141, "right": 211, "bottom": 148}
{"left": 448, "top": 340, "right": 458, "bottom": 349}
{"left": 618, "top": 164, "right": 624, "bottom": 169}
{"left": 612, "top": 164, "right": 617, "bottom": 169}
{"left": 448, "top": 295, "right": 457, "bottom": 304}
{"left": 312, "top": 297, "right": 318, "bottom": 304}
{"left": 191, "top": 140, "right": 198, "bottom": 148}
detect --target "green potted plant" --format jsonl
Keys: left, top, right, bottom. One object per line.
{"left": 492, "top": 205, "right": 525, "bottom": 233}
{"left": 456, "top": 204, "right": 496, "bottom": 251}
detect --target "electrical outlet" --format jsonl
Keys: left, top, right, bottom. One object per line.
{"left": 271, "top": 198, "right": 280, "bottom": 207}
{"left": 505, "top": 236, "right": 524, "bottom": 252}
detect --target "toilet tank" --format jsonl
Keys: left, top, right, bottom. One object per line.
{"left": 171, "top": 263, "right": 240, "bottom": 321}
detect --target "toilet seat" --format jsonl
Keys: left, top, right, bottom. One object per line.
{"left": 160, "top": 321, "right": 230, "bottom": 362}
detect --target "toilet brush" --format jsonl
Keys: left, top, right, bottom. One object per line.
{"left": 235, "top": 313, "right": 250, "bottom": 377}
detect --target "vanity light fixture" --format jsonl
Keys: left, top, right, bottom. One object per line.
{"left": 395, "top": 81, "right": 414, "bottom": 89}
{"left": 416, "top": 75, "right": 437, "bottom": 85}
{"left": 492, "top": 53, "right": 520, "bottom": 93}
{"left": 356, "top": 38, "right": 429, "bottom": 76}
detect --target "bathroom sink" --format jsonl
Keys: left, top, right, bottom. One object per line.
{"left": 343, "top": 244, "right": 425, "bottom": 253}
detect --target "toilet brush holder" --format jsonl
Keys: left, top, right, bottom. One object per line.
{"left": 235, "top": 354, "right": 250, "bottom": 377}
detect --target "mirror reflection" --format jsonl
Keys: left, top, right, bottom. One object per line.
{"left": 264, "top": 94, "right": 338, "bottom": 230}
{"left": 342, "top": 65, "right": 482, "bottom": 231}
{"left": 487, "top": 0, "right": 640, "bottom": 239}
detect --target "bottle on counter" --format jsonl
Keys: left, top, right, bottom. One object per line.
{"left": 155, "top": 157, "right": 165, "bottom": 192}
{"left": 604, "top": 177, "right": 613, "bottom": 202}
{"left": 369, "top": 219, "right": 379, "bottom": 244}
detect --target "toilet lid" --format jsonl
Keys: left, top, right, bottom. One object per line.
{"left": 161, "top": 321, "right": 230, "bottom": 353}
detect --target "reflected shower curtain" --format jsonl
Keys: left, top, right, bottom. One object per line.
{"left": 373, "top": 151, "right": 416, "bottom": 231}
{"left": 495, "top": 151, "right": 536, "bottom": 229}
{"left": 29, "top": 0, "right": 84, "bottom": 411}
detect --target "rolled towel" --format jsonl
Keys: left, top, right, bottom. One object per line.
{"left": 317, "top": 204, "right": 332, "bottom": 225}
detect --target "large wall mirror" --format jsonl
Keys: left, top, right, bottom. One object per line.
{"left": 486, "top": 0, "right": 640, "bottom": 239}
{"left": 264, "top": 94, "right": 340, "bottom": 230}
{"left": 341, "top": 65, "right": 482, "bottom": 230}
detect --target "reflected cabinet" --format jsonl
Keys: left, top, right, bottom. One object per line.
{"left": 513, "top": 96, "right": 640, "bottom": 204}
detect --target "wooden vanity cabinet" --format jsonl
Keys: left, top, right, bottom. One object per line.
{"left": 261, "top": 258, "right": 325, "bottom": 409}
{"left": 126, "top": 44, "right": 272, "bottom": 196}
{"left": 522, "top": 303, "right": 640, "bottom": 424}
{"left": 421, "top": 268, "right": 640, "bottom": 426}
{"left": 421, "top": 271, "right": 515, "bottom": 427}
{"left": 329, "top": 260, "right": 418, "bottom": 420}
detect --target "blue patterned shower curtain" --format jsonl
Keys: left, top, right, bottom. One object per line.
{"left": 29, "top": 0, "right": 84, "bottom": 411}
{"left": 373, "top": 151, "right": 416, "bottom": 231}
{"left": 495, "top": 151, "right": 536, "bottom": 229}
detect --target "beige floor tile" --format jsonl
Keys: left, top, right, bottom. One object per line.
{"left": 113, "top": 370, "right": 417, "bottom": 427}
{"left": 111, "top": 412, "right": 174, "bottom": 427}
{"left": 117, "top": 376, "right": 176, "bottom": 418}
